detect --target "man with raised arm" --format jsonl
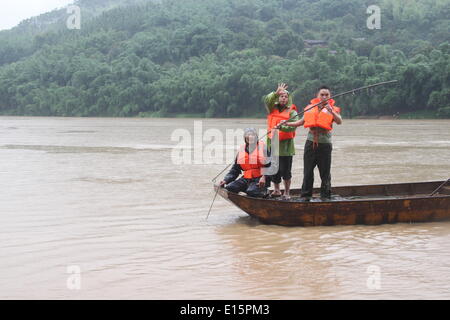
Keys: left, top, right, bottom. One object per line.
{"left": 264, "top": 83, "right": 299, "bottom": 199}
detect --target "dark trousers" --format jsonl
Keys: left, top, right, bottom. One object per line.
{"left": 226, "top": 177, "right": 267, "bottom": 198}
{"left": 271, "top": 156, "right": 293, "bottom": 184}
{"left": 301, "top": 140, "right": 332, "bottom": 198}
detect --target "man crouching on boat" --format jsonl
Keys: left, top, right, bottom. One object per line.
{"left": 219, "top": 128, "right": 270, "bottom": 198}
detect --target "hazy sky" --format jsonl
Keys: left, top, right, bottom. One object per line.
{"left": 0, "top": 0, "right": 75, "bottom": 31}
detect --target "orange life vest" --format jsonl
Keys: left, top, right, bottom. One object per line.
{"left": 237, "top": 142, "right": 266, "bottom": 179}
{"left": 267, "top": 104, "right": 297, "bottom": 141}
{"left": 304, "top": 98, "right": 341, "bottom": 131}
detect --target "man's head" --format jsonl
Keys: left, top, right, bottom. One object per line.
{"left": 317, "top": 86, "right": 331, "bottom": 102}
{"left": 278, "top": 91, "right": 289, "bottom": 106}
{"left": 244, "top": 128, "right": 258, "bottom": 145}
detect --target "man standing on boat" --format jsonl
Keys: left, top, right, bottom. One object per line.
{"left": 219, "top": 128, "right": 270, "bottom": 198}
{"left": 264, "top": 83, "right": 299, "bottom": 199}
{"left": 284, "top": 86, "right": 342, "bottom": 200}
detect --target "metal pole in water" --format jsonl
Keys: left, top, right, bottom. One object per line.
{"left": 206, "top": 184, "right": 221, "bottom": 220}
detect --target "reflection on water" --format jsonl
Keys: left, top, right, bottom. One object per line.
{"left": 216, "top": 217, "right": 450, "bottom": 299}
{"left": 0, "top": 117, "right": 449, "bottom": 299}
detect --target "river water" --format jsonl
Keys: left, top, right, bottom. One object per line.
{"left": 0, "top": 117, "right": 449, "bottom": 300}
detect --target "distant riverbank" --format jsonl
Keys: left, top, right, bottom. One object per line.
{"left": 1, "top": 110, "right": 446, "bottom": 120}
{"left": 136, "top": 110, "right": 445, "bottom": 120}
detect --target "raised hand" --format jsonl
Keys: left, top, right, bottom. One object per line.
{"left": 276, "top": 83, "right": 288, "bottom": 96}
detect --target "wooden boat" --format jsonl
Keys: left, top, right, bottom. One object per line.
{"left": 215, "top": 180, "right": 450, "bottom": 226}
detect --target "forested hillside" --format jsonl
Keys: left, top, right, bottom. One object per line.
{"left": 0, "top": 0, "right": 449, "bottom": 118}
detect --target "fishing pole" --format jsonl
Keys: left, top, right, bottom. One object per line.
{"left": 211, "top": 80, "right": 398, "bottom": 183}
{"left": 206, "top": 184, "right": 220, "bottom": 220}
{"left": 259, "top": 80, "right": 399, "bottom": 143}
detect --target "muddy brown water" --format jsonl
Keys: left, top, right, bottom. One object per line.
{"left": 0, "top": 117, "right": 449, "bottom": 299}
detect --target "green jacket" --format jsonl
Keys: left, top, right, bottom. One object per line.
{"left": 264, "top": 92, "right": 298, "bottom": 156}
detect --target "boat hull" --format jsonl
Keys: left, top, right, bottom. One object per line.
{"left": 216, "top": 181, "right": 450, "bottom": 226}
